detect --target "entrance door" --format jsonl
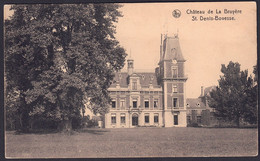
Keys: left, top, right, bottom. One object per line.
{"left": 132, "top": 114, "right": 138, "bottom": 126}
{"left": 174, "top": 115, "right": 178, "bottom": 125}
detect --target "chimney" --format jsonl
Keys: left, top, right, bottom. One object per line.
{"left": 201, "top": 86, "right": 204, "bottom": 97}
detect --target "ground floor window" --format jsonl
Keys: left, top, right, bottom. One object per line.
{"left": 145, "top": 114, "right": 149, "bottom": 123}
{"left": 187, "top": 116, "right": 191, "bottom": 124}
{"left": 197, "top": 116, "right": 202, "bottom": 124}
{"left": 154, "top": 113, "right": 159, "bottom": 124}
{"left": 120, "top": 113, "right": 126, "bottom": 124}
{"left": 111, "top": 113, "right": 116, "bottom": 124}
{"left": 174, "top": 114, "right": 178, "bottom": 125}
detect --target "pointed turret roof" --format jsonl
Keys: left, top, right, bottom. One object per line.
{"left": 161, "top": 34, "right": 185, "bottom": 61}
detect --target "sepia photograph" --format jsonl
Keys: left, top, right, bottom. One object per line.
{"left": 4, "top": 1, "right": 258, "bottom": 158}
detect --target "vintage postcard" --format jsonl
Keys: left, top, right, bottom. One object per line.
{"left": 4, "top": 2, "right": 257, "bottom": 158}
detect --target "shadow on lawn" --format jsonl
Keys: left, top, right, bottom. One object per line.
{"left": 76, "top": 128, "right": 110, "bottom": 135}
{"left": 11, "top": 128, "right": 110, "bottom": 135}
{"left": 13, "top": 129, "right": 59, "bottom": 135}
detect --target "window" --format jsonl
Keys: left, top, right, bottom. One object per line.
{"left": 111, "top": 100, "right": 116, "bottom": 108}
{"left": 120, "top": 113, "right": 126, "bottom": 124}
{"left": 154, "top": 99, "right": 158, "bottom": 108}
{"left": 173, "top": 98, "right": 178, "bottom": 108}
{"left": 132, "top": 81, "right": 137, "bottom": 90}
{"left": 197, "top": 103, "right": 200, "bottom": 107}
{"left": 154, "top": 114, "right": 159, "bottom": 123}
{"left": 198, "top": 115, "right": 202, "bottom": 123}
{"left": 187, "top": 116, "right": 191, "bottom": 124}
{"left": 145, "top": 114, "right": 149, "bottom": 123}
{"left": 172, "top": 66, "right": 178, "bottom": 78}
{"left": 129, "top": 62, "right": 133, "bottom": 68}
{"left": 172, "top": 85, "right": 177, "bottom": 93}
{"left": 133, "top": 100, "right": 137, "bottom": 108}
{"left": 111, "top": 114, "right": 116, "bottom": 124}
{"left": 120, "top": 100, "right": 125, "bottom": 108}
{"left": 174, "top": 115, "right": 178, "bottom": 125}
{"left": 144, "top": 99, "right": 149, "bottom": 108}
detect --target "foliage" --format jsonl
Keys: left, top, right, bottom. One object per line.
{"left": 5, "top": 4, "right": 126, "bottom": 132}
{"left": 208, "top": 61, "right": 257, "bottom": 127}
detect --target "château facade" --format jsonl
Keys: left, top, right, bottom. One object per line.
{"left": 104, "top": 34, "right": 188, "bottom": 128}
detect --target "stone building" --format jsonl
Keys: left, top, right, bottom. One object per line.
{"left": 104, "top": 34, "right": 188, "bottom": 128}
{"left": 186, "top": 86, "right": 217, "bottom": 126}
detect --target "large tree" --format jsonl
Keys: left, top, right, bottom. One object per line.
{"left": 208, "top": 61, "right": 257, "bottom": 127}
{"left": 5, "top": 4, "right": 126, "bottom": 132}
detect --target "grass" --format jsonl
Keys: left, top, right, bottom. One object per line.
{"left": 5, "top": 127, "right": 258, "bottom": 158}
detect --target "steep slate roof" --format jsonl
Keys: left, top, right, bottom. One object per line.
{"left": 136, "top": 72, "right": 159, "bottom": 87}
{"left": 186, "top": 98, "right": 206, "bottom": 109}
{"left": 162, "top": 36, "right": 185, "bottom": 61}
{"left": 110, "top": 71, "right": 160, "bottom": 88}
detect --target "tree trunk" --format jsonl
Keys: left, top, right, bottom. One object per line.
{"left": 236, "top": 116, "right": 240, "bottom": 128}
{"left": 58, "top": 119, "right": 72, "bottom": 133}
{"left": 20, "top": 111, "right": 30, "bottom": 133}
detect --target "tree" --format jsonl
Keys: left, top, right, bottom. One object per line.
{"left": 5, "top": 4, "right": 126, "bottom": 132}
{"left": 208, "top": 61, "right": 257, "bottom": 127}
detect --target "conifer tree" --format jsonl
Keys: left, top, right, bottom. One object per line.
{"left": 208, "top": 61, "right": 257, "bottom": 127}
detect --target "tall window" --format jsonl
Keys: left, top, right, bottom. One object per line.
{"left": 111, "top": 100, "right": 116, "bottom": 108}
{"left": 154, "top": 99, "right": 158, "bottom": 108}
{"left": 111, "top": 114, "right": 116, "bottom": 124}
{"left": 132, "top": 81, "right": 137, "bottom": 90}
{"left": 133, "top": 100, "right": 137, "bottom": 108}
{"left": 145, "top": 114, "right": 149, "bottom": 123}
{"left": 172, "top": 85, "right": 177, "bottom": 93}
{"left": 173, "top": 98, "right": 178, "bottom": 108}
{"left": 120, "top": 100, "right": 125, "bottom": 108}
{"left": 120, "top": 113, "right": 126, "bottom": 124}
{"left": 172, "top": 66, "right": 178, "bottom": 78}
{"left": 174, "top": 115, "right": 178, "bottom": 125}
{"left": 144, "top": 99, "right": 149, "bottom": 108}
{"left": 197, "top": 116, "right": 202, "bottom": 124}
{"left": 154, "top": 113, "right": 159, "bottom": 124}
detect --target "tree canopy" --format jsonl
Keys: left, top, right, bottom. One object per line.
{"left": 208, "top": 61, "right": 257, "bottom": 127}
{"left": 5, "top": 4, "right": 127, "bottom": 132}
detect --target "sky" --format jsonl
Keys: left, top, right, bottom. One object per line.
{"left": 4, "top": 2, "right": 257, "bottom": 98}
{"left": 115, "top": 2, "right": 257, "bottom": 98}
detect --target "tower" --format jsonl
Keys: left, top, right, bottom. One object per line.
{"left": 158, "top": 33, "right": 188, "bottom": 127}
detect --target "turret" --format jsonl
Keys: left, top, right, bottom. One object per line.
{"left": 127, "top": 58, "right": 134, "bottom": 75}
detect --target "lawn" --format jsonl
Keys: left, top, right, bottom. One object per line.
{"left": 5, "top": 127, "right": 258, "bottom": 158}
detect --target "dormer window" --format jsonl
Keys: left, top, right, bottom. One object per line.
{"left": 142, "top": 75, "right": 145, "bottom": 80}
{"left": 132, "top": 81, "right": 137, "bottom": 90}
{"left": 186, "top": 103, "right": 190, "bottom": 107}
{"left": 197, "top": 103, "right": 200, "bottom": 107}
{"left": 129, "top": 62, "right": 133, "bottom": 68}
